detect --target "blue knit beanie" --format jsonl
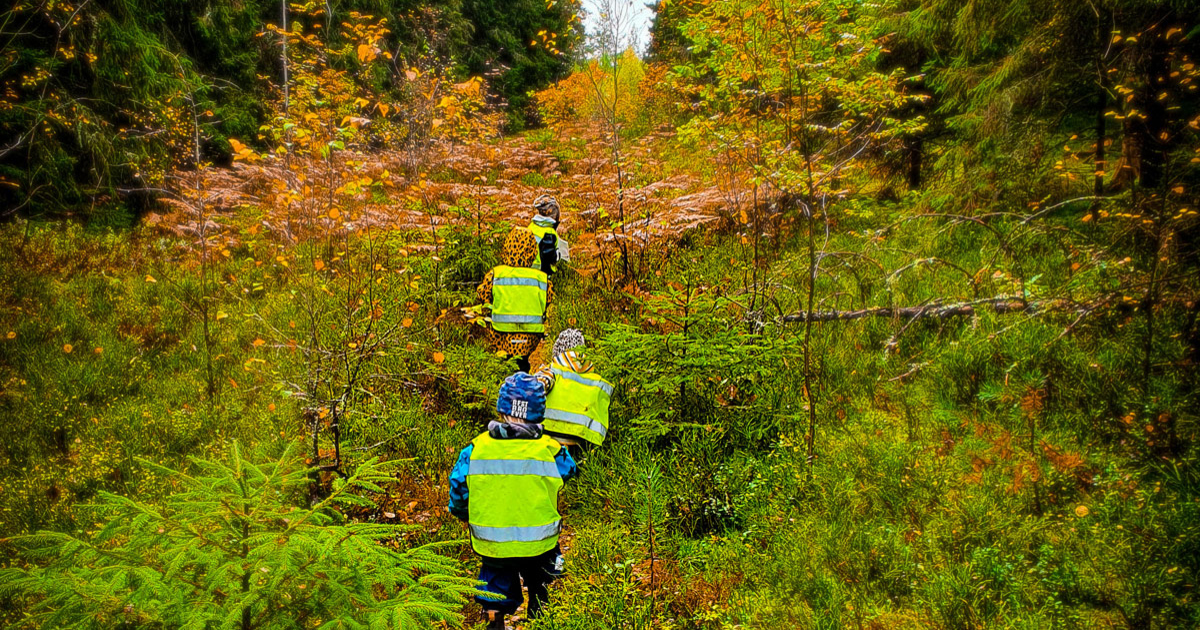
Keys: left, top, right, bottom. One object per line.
{"left": 496, "top": 372, "right": 546, "bottom": 422}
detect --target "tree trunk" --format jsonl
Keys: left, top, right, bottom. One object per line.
{"left": 1092, "top": 10, "right": 1109, "bottom": 203}
{"left": 1136, "top": 31, "right": 1170, "bottom": 190}
{"left": 905, "top": 134, "right": 923, "bottom": 191}
{"left": 281, "top": 0, "right": 289, "bottom": 115}
{"left": 1112, "top": 116, "right": 1141, "bottom": 189}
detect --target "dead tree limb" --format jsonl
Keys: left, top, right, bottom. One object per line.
{"left": 779, "top": 296, "right": 1093, "bottom": 323}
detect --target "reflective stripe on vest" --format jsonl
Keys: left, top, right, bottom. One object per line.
{"left": 468, "top": 458, "right": 559, "bottom": 477}
{"left": 492, "top": 314, "right": 544, "bottom": 324}
{"left": 470, "top": 521, "right": 561, "bottom": 543}
{"left": 466, "top": 433, "right": 563, "bottom": 558}
{"left": 493, "top": 276, "right": 549, "bottom": 291}
{"left": 528, "top": 222, "right": 559, "bottom": 272}
{"left": 543, "top": 366, "right": 613, "bottom": 447}
{"left": 551, "top": 367, "right": 615, "bottom": 396}
{"left": 491, "top": 265, "right": 548, "bottom": 334}
{"left": 544, "top": 408, "right": 607, "bottom": 439}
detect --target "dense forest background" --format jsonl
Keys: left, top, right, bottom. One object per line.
{"left": 0, "top": 0, "right": 581, "bottom": 221}
{"left": 2, "top": 0, "right": 1200, "bottom": 628}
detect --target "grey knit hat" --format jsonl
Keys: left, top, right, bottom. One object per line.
{"left": 533, "top": 194, "right": 561, "bottom": 221}
{"left": 552, "top": 328, "right": 586, "bottom": 358}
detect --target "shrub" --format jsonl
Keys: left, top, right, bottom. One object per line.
{"left": 0, "top": 443, "right": 479, "bottom": 629}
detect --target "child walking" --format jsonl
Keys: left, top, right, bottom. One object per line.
{"left": 448, "top": 372, "right": 577, "bottom": 629}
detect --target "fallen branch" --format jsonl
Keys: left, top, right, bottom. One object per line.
{"left": 780, "top": 296, "right": 1090, "bottom": 323}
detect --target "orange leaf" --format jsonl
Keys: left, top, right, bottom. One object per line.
{"left": 252, "top": 338, "right": 265, "bottom": 347}
{"left": 62, "top": 344, "right": 73, "bottom": 354}
{"left": 402, "top": 317, "right": 413, "bottom": 328}
{"left": 433, "top": 351, "right": 445, "bottom": 364}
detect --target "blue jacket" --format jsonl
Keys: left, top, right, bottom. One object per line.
{"left": 448, "top": 422, "right": 577, "bottom": 521}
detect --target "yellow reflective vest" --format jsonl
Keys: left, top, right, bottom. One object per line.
{"left": 466, "top": 433, "right": 563, "bottom": 557}
{"left": 543, "top": 364, "right": 613, "bottom": 446}
{"left": 527, "top": 222, "right": 559, "bottom": 274}
{"left": 491, "top": 265, "right": 548, "bottom": 333}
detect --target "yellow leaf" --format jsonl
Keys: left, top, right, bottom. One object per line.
{"left": 356, "top": 43, "right": 375, "bottom": 63}
{"left": 145, "top": 274, "right": 157, "bottom": 283}
{"left": 739, "top": 209, "right": 749, "bottom": 223}
{"left": 1075, "top": 505, "right": 1090, "bottom": 518}
{"left": 1172, "top": 185, "right": 1185, "bottom": 194}
{"left": 5, "top": 331, "right": 15, "bottom": 339}
{"left": 378, "top": 103, "right": 390, "bottom": 116}
{"left": 63, "top": 344, "right": 73, "bottom": 353}
{"left": 433, "top": 351, "right": 445, "bottom": 364}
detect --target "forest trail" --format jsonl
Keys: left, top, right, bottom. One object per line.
{"left": 157, "top": 122, "right": 689, "bottom": 628}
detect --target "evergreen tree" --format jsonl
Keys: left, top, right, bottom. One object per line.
{"left": 885, "top": 0, "right": 1200, "bottom": 193}
{"left": 458, "top": 0, "right": 582, "bottom": 129}
{"left": 0, "top": 443, "right": 478, "bottom": 629}
{"left": 646, "top": 0, "right": 694, "bottom": 63}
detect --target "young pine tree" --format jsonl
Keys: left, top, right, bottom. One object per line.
{"left": 0, "top": 443, "right": 478, "bottom": 629}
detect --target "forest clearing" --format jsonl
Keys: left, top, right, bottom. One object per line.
{"left": 1, "top": 0, "right": 1199, "bottom": 628}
